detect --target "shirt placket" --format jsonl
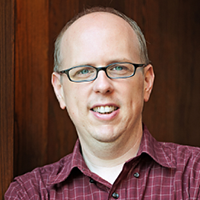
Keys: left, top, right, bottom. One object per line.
{"left": 107, "top": 157, "right": 141, "bottom": 200}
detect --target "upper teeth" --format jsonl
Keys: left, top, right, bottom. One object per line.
{"left": 93, "top": 106, "right": 117, "bottom": 113}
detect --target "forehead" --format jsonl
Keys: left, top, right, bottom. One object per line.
{"left": 63, "top": 12, "right": 138, "bottom": 42}
{"left": 68, "top": 12, "right": 131, "bottom": 31}
{"left": 60, "top": 12, "right": 141, "bottom": 66}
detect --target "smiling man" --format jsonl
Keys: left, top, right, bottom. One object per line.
{"left": 5, "top": 7, "right": 200, "bottom": 200}
{"left": 52, "top": 7, "right": 154, "bottom": 186}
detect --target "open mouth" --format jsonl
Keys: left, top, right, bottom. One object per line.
{"left": 91, "top": 106, "right": 118, "bottom": 114}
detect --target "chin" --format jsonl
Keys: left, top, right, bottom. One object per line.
{"left": 92, "top": 129, "right": 121, "bottom": 143}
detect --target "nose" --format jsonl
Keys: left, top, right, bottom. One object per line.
{"left": 93, "top": 70, "right": 114, "bottom": 94}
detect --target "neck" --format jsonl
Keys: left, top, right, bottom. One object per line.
{"left": 80, "top": 128, "right": 142, "bottom": 184}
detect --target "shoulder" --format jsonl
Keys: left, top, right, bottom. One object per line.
{"left": 160, "top": 142, "right": 200, "bottom": 197}
{"left": 142, "top": 126, "right": 200, "bottom": 170}
{"left": 16, "top": 153, "right": 73, "bottom": 186}
{"left": 160, "top": 141, "right": 200, "bottom": 162}
{"left": 159, "top": 141, "right": 200, "bottom": 176}
{"left": 5, "top": 153, "right": 73, "bottom": 199}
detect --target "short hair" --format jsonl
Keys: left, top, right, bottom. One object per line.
{"left": 54, "top": 7, "right": 149, "bottom": 72}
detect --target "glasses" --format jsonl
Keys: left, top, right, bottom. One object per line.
{"left": 58, "top": 62, "right": 146, "bottom": 83}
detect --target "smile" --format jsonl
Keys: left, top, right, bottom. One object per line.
{"left": 92, "top": 106, "right": 118, "bottom": 114}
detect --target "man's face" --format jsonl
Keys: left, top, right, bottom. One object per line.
{"left": 52, "top": 12, "right": 154, "bottom": 148}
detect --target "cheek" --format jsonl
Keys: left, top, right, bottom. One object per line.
{"left": 125, "top": 78, "right": 144, "bottom": 97}
{"left": 63, "top": 85, "right": 87, "bottom": 118}
{"left": 123, "top": 79, "right": 144, "bottom": 109}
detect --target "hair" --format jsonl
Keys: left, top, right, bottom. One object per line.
{"left": 54, "top": 7, "right": 149, "bottom": 72}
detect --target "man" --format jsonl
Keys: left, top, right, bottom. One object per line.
{"left": 5, "top": 7, "right": 200, "bottom": 199}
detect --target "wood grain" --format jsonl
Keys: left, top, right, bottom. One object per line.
{"left": 47, "top": 0, "right": 78, "bottom": 165}
{"left": 0, "top": 0, "right": 14, "bottom": 197}
{"left": 14, "top": 0, "right": 49, "bottom": 176}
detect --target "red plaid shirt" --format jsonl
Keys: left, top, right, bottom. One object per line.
{"left": 5, "top": 125, "right": 200, "bottom": 199}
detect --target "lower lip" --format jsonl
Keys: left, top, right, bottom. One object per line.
{"left": 90, "top": 108, "right": 120, "bottom": 121}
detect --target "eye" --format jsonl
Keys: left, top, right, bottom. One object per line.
{"left": 72, "top": 66, "right": 95, "bottom": 78}
{"left": 107, "top": 63, "right": 134, "bottom": 77}
{"left": 78, "top": 68, "right": 90, "bottom": 74}
{"left": 112, "top": 66, "right": 125, "bottom": 71}
{"left": 110, "top": 64, "right": 129, "bottom": 72}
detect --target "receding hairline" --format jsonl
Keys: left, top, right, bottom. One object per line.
{"left": 64, "top": 11, "right": 135, "bottom": 32}
{"left": 60, "top": 11, "right": 141, "bottom": 58}
{"left": 60, "top": 11, "right": 136, "bottom": 50}
{"left": 54, "top": 7, "right": 149, "bottom": 72}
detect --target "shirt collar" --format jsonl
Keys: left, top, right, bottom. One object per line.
{"left": 137, "top": 124, "right": 176, "bottom": 169}
{"left": 48, "top": 124, "right": 176, "bottom": 185}
{"left": 48, "top": 140, "right": 89, "bottom": 185}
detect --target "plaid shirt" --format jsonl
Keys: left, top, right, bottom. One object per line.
{"left": 5, "top": 125, "right": 200, "bottom": 199}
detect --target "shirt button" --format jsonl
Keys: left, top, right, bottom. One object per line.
{"left": 112, "top": 192, "right": 119, "bottom": 199}
{"left": 134, "top": 172, "right": 140, "bottom": 178}
{"left": 89, "top": 178, "right": 95, "bottom": 183}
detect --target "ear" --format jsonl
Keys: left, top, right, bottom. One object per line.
{"left": 51, "top": 72, "right": 66, "bottom": 109}
{"left": 143, "top": 64, "right": 155, "bottom": 102}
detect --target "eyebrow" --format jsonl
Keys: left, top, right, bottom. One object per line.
{"left": 75, "top": 59, "right": 134, "bottom": 67}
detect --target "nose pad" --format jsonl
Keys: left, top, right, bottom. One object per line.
{"left": 93, "top": 71, "right": 114, "bottom": 94}
{"left": 95, "top": 67, "right": 109, "bottom": 79}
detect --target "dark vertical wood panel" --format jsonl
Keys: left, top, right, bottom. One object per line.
{"left": 0, "top": 0, "right": 14, "bottom": 197}
{"left": 172, "top": 1, "right": 200, "bottom": 146}
{"left": 14, "top": 0, "right": 49, "bottom": 176}
{"left": 78, "top": 0, "right": 125, "bottom": 11}
{"left": 47, "top": 0, "right": 79, "bottom": 164}
{"left": 143, "top": 0, "right": 200, "bottom": 146}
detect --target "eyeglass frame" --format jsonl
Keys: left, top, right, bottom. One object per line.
{"left": 58, "top": 62, "right": 148, "bottom": 83}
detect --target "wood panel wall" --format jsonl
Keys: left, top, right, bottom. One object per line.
{"left": 0, "top": 0, "right": 14, "bottom": 198}
{"left": 1, "top": 0, "right": 200, "bottom": 198}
